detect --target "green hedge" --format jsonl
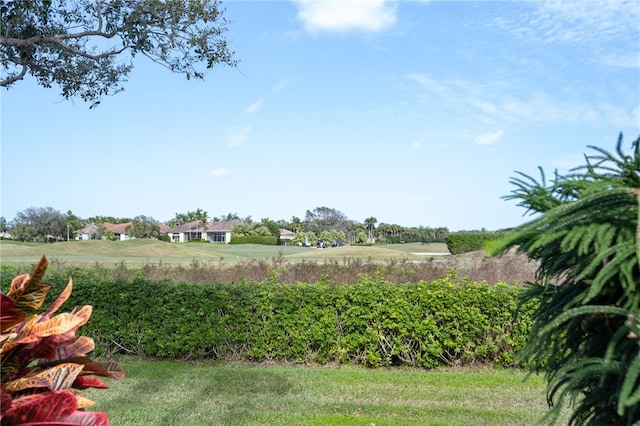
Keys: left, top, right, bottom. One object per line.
{"left": 1, "top": 266, "right": 535, "bottom": 368}
{"left": 229, "top": 235, "right": 278, "bottom": 245}
{"left": 445, "top": 231, "right": 505, "bottom": 255}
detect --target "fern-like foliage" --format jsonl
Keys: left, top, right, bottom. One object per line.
{"left": 490, "top": 134, "right": 640, "bottom": 425}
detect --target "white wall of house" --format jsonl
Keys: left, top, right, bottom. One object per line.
{"left": 168, "top": 227, "right": 234, "bottom": 244}
{"left": 204, "top": 231, "right": 230, "bottom": 243}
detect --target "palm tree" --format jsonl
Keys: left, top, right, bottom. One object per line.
{"left": 364, "top": 217, "right": 377, "bottom": 241}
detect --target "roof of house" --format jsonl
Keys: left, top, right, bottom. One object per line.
{"left": 77, "top": 222, "right": 168, "bottom": 235}
{"left": 166, "top": 220, "right": 206, "bottom": 233}
{"left": 102, "top": 222, "right": 132, "bottom": 234}
{"left": 205, "top": 218, "right": 245, "bottom": 231}
{"left": 167, "top": 219, "right": 244, "bottom": 233}
{"left": 75, "top": 223, "right": 99, "bottom": 235}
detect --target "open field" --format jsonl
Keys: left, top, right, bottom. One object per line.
{"left": 0, "top": 239, "right": 539, "bottom": 284}
{"left": 0, "top": 239, "right": 450, "bottom": 266}
{"left": 85, "top": 361, "right": 568, "bottom": 426}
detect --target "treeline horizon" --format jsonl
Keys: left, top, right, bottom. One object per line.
{"left": 0, "top": 205, "right": 502, "bottom": 244}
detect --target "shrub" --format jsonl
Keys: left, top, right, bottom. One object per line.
{"left": 445, "top": 231, "right": 505, "bottom": 255}
{"left": 230, "top": 235, "right": 278, "bottom": 245}
{"left": 5, "top": 270, "right": 536, "bottom": 368}
{"left": 1, "top": 256, "right": 124, "bottom": 425}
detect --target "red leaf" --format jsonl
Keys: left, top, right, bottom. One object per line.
{"left": 43, "top": 279, "right": 73, "bottom": 318}
{"left": 9, "top": 410, "right": 110, "bottom": 425}
{"left": 72, "top": 376, "right": 108, "bottom": 390}
{"left": 1, "top": 388, "right": 12, "bottom": 412}
{"left": 60, "top": 410, "right": 110, "bottom": 425}
{"left": 42, "top": 336, "right": 95, "bottom": 362}
{"left": 2, "top": 390, "right": 76, "bottom": 424}
{"left": 1, "top": 293, "right": 25, "bottom": 332}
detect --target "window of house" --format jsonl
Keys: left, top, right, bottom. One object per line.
{"left": 211, "top": 232, "right": 226, "bottom": 243}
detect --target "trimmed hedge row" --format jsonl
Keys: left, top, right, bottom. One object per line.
{"left": 229, "top": 235, "right": 278, "bottom": 245}
{"left": 445, "top": 231, "right": 505, "bottom": 255}
{"left": 1, "top": 267, "right": 535, "bottom": 368}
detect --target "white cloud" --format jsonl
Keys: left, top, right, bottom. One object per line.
{"left": 601, "top": 53, "right": 640, "bottom": 69}
{"left": 491, "top": 0, "right": 639, "bottom": 70}
{"left": 245, "top": 99, "right": 263, "bottom": 114}
{"left": 473, "top": 130, "right": 504, "bottom": 145}
{"left": 531, "top": 0, "right": 638, "bottom": 46}
{"left": 210, "top": 168, "right": 231, "bottom": 177}
{"left": 272, "top": 78, "right": 287, "bottom": 92}
{"left": 411, "top": 140, "right": 423, "bottom": 149}
{"left": 407, "top": 73, "right": 636, "bottom": 127}
{"left": 293, "top": 0, "right": 396, "bottom": 33}
{"left": 227, "top": 124, "right": 252, "bottom": 147}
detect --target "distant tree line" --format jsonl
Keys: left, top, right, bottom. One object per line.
{"left": 0, "top": 205, "right": 451, "bottom": 244}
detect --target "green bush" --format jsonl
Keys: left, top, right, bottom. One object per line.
{"left": 229, "top": 235, "right": 278, "bottom": 245}
{"left": 1, "top": 267, "right": 535, "bottom": 368}
{"left": 445, "top": 231, "right": 504, "bottom": 255}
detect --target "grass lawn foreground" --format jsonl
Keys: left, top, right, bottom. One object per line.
{"left": 85, "top": 361, "right": 568, "bottom": 425}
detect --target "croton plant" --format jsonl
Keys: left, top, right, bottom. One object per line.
{"left": 1, "top": 256, "right": 124, "bottom": 425}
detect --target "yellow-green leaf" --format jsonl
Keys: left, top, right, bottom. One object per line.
{"left": 7, "top": 313, "right": 86, "bottom": 353}
{"left": 5, "top": 363, "right": 84, "bottom": 392}
{"left": 8, "top": 256, "right": 51, "bottom": 316}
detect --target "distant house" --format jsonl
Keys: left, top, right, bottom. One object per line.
{"left": 76, "top": 222, "right": 169, "bottom": 241}
{"left": 166, "top": 219, "right": 294, "bottom": 244}
{"left": 166, "top": 219, "right": 244, "bottom": 243}
{"left": 75, "top": 223, "right": 99, "bottom": 240}
{"left": 75, "top": 222, "right": 132, "bottom": 240}
{"left": 279, "top": 228, "right": 296, "bottom": 241}
{"left": 102, "top": 222, "right": 133, "bottom": 241}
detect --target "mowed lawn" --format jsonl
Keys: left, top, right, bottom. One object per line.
{"left": 85, "top": 361, "right": 568, "bottom": 426}
{"left": 0, "top": 239, "right": 449, "bottom": 266}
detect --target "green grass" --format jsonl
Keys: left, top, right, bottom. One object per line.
{"left": 0, "top": 239, "right": 449, "bottom": 266}
{"left": 85, "top": 361, "right": 567, "bottom": 426}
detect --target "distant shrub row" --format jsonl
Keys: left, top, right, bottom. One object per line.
{"left": 380, "top": 236, "right": 446, "bottom": 244}
{"left": 230, "top": 235, "right": 278, "bottom": 245}
{"left": 445, "top": 231, "right": 505, "bottom": 255}
{"left": 1, "top": 267, "right": 535, "bottom": 368}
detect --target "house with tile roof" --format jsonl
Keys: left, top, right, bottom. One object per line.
{"left": 279, "top": 228, "right": 296, "bottom": 241}
{"left": 75, "top": 223, "right": 99, "bottom": 240}
{"left": 76, "top": 221, "right": 170, "bottom": 241}
{"left": 166, "top": 219, "right": 244, "bottom": 243}
{"left": 102, "top": 222, "right": 133, "bottom": 240}
{"left": 75, "top": 222, "right": 132, "bottom": 240}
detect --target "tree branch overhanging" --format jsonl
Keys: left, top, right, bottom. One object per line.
{"left": 0, "top": 62, "right": 27, "bottom": 86}
{"left": 0, "top": 0, "right": 237, "bottom": 106}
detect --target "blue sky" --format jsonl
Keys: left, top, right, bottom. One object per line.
{"left": 2, "top": 0, "right": 639, "bottom": 231}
